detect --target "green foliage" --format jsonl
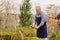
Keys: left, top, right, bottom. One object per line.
{"left": 49, "top": 33, "right": 56, "bottom": 40}
{"left": 55, "top": 33, "right": 60, "bottom": 40}
{"left": 0, "top": 28, "right": 16, "bottom": 35}
{"left": 11, "top": 32, "right": 23, "bottom": 40}
{"left": 25, "top": 37, "right": 41, "bottom": 40}
{"left": 51, "top": 33, "right": 56, "bottom": 38}
{"left": 0, "top": 27, "right": 36, "bottom": 40}
{"left": 0, "top": 30, "right": 14, "bottom": 35}
{"left": 49, "top": 25, "right": 60, "bottom": 40}
{"left": 19, "top": 0, "right": 32, "bottom": 26}
{"left": 11, "top": 26, "right": 36, "bottom": 40}
{"left": 15, "top": 27, "right": 36, "bottom": 37}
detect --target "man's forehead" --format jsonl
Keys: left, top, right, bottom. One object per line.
{"left": 35, "top": 6, "right": 41, "bottom": 9}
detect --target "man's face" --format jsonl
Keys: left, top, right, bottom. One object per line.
{"left": 35, "top": 7, "right": 41, "bottom": 15}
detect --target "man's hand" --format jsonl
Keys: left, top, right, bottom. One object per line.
{"left": 31, "top": 24, "right": 37, "bottom": 29}
{"left": 31, "top": 23, "right": 40, "bottom": 29}
{"left": 35, "top": 26, "right": 40, "bottom": 29}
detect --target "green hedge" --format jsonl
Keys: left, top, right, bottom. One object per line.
{"left": 0, "top": 26, "right": 37, "bottom": 40}
{"left": 15, "top": 27, "right": 36, "bottom": 37}
{"left": 25, "top": 37, "right": 41, "bottom": 40}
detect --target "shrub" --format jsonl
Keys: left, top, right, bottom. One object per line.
{"left": 11, "top": 27, "right": 36, "bottom": 40}
{"left": 49, "top": 33, "right": 56, "bottom": 40}
{"left": 0, "top": 32, "right": 12, "bottom": 40}
{"left": 15, "top": 27, "right": 36, "bottom": 37}
{"left": 0, "top": 27, "right": 36, "bottom": 40}
{"left": 25, "top": 37, "right": 41, "bottom": 40}
{"left": 55, "top": 33, "right": 60, "bottom": 40}
{"left": 0, "top": 31, "right": 12, "bottom": 35}
{"left": 11, "top": 32, "right": 23, "bottom": 40}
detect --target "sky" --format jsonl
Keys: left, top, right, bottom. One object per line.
{"left": 0, "top": 0, "right": 60, "bottom": 14}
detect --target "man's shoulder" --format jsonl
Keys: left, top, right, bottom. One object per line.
{"left": 41, "top": 11, "right": 45, "bottom": 15}
{"left": 41, "top": 11, "right": 47, "bottom": 19}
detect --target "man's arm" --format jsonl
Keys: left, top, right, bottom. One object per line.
{"left": 38, "top": 12, "right": 47, "bottom": 27}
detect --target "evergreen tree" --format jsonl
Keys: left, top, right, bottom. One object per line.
{"left": 19, "top": 0, "right": 32, "bottom": 26}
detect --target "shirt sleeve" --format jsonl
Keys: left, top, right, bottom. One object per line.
{"left": 38, "top": 12, "right": 47, "bottom": 27}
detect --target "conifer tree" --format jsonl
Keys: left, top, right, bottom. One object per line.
{"left": 19, "top": 0, "right": 32, "bottom": 26}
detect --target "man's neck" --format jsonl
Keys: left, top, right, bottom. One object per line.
{"left": 37, "top": 13, "right": 41, "bottom": 16}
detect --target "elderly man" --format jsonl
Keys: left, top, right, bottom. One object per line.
{"left": 31, "top": 6, "right": 48, "bottom": 40}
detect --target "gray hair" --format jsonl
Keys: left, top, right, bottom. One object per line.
{"left": 35, "top": 6, "right": 41, "bottom": 8}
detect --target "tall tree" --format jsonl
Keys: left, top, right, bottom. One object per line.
{"left": 19, "top": 0, "right": 32, "bottom": 26}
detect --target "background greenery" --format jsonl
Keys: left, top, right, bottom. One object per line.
{"left": 19, "top": 0, "right": 32, "bottom": 26}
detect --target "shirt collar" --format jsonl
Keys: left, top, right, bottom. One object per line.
{"left": 36, "top": 12, "right": 42, "bottom": 17}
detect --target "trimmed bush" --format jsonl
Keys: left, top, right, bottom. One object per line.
{"left": 11, "top": 27, "right": 36, "bottom": 40}
{"left": 0, "top": 27, "right": 36, "bottom": 40}
{"left": 25, "top": 37, "right": 41, "bottom": 40}
{"left": 15, "top": 27, "right": 36, "bottom": 37}
{"left": 11, "top": 32, "right": 23, "bottom": 40}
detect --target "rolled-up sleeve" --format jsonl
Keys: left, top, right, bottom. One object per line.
{"left": 39, "top": 12, "right": 47, "bottom": 27}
